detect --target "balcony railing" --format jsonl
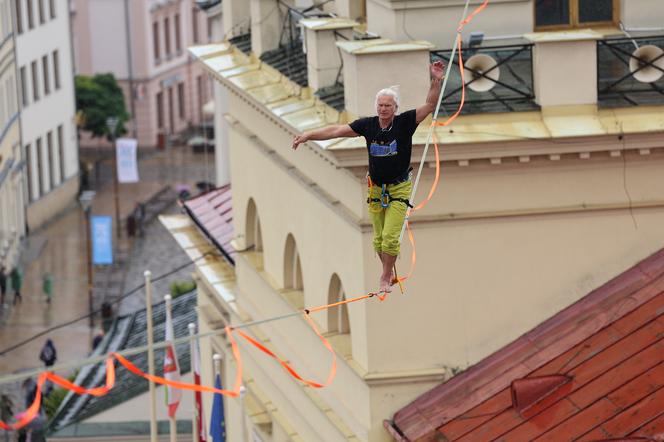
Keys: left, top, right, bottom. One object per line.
{"left": 431, "top": 43, "right": 538, "bottom": 115}
{"left": 597, "top": 35, "right": 664, "bottom": 108}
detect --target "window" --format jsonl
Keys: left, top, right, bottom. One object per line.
{"left": 153, "top": 21, "right": 160, "bottom": 62}
{"left": 174, "top": 13, "right": 181, "bottom": 53}
{"left": 192, "top": 7, "right": 199, "bottom": 43}
{"left": 30, "top": 60, "right": 39, "bottom": 101}
{"left": 167, "top": 86, "right": 174, "bottom": 133}
{"left": 177, "top": 82, "right": 185, "bottom": 119}
{"left": 42, "top": 55, "right": 49, "bottom": 95}
{"left": 47, "top": 131, "right": 55, "bottom": 188}
{"left": 52, "top": 50, "right": 60, "bottom": 89}
{"left": 36, "top": 137, "right": 44, "bottom": 195}
{"left": 327, "top": 274, "right": 350, "bottom": 335}
{"left": 156, "top": 91, "right": 164, "bottom": 128}
{"left": 14, "top": 0, "right": 23, "bottom": 34}
{"left": 25, "top": 143, "right": 33, "bottom": 200}
{"left": 284, "top": 234, "right": 303, "bottom": 291}
{"left": 37, "top": 0, "right": 43, "bottom": 24}
{"left": 19, "top": 66, "right": 27, "bottom": 106}
{"left": 48, "top": 0, "right": 53, "bottom": 19}
{"left": 207, "top": 16, "right": 213, "bottom": 42}
{"left": 6, "top": 75, "right": 16, "bottom": 115}
{"left": 164, "top": 17, "right": 171, "bottom": 56}
{"left": 26, "top": 0, "right": 33, "bottom": 29}
{"left": 57, "top": 125, "right": 64, "bottom": 180}
{"left": 535, "top": 0, "right": 617, "bottom": 29}
{"left": 196, "top": 75, "right": 203, "bottom": 122}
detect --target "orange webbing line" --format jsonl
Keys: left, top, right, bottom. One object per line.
{"left": 114, "top": 326, "right": 243, "bottom": 397}
{"left": 0, "top": 326, "right": 242, "bottom": 431}
{"left": 306, "top": 293, "right": 375, "bottom": 314}
{"left": 234, "top": 312, "right": 337, "bottom": 389}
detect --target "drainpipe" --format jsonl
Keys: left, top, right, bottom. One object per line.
{"left": 124, "top": 0, "right": 137, "bottom": 139}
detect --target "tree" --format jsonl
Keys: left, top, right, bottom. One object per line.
{"left": 75, "top": 73, "right": 130, "bottom": 139}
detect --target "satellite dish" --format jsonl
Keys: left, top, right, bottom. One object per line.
{"left": 464, "top": 54, "right": 500, "bottom": 92}
{"left": 629, "top": 45, "right": 664, "bottom": 83}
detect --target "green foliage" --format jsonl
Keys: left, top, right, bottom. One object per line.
{"left": 75, "top": 73, "right": 130, "bottom": 139}
{"left": 169, "top": 280, "right": 197, "bottom": 298}
{"left": 44, "top": 370, "right": 79, "bottom": 419}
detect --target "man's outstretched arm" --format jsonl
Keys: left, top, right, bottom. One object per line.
{"left": 292, "top": 124, "right": 358, "bottom": 150}
{"left": 416, "top": 61, "right": 445, "bottom": 124}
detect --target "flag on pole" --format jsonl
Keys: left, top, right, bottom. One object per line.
{"left": 192, "top": 332, "right": 207, "bottom": 441}
{"left": 209, "top": 375, "right": 226, "bottom": 442}
{"left": 164, "top": 302, "right": 182, "bottom": 418}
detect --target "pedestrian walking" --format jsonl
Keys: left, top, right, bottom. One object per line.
{"left": 0, "top": 264, "right": 7, "bottom": 306}
{"left": 9, "top": 266, "right": 22, "bottom": 305}
{"left": 39, "top": 339, "right": 57, "bottom": 367}
{"left": 42, "top": 272, "right": 53, "bottom": 304}
{"left": 0, "top": 394, "right": 13, "bottom": 442}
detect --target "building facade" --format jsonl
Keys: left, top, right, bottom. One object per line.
{"left": 71, "top": 0, "right": 213, "bottom": 149}
{"left": 0, "top": 0, "right": 25, "bottom": 268}
{"left": 13, "top": 0, "right": 79, "bottom": 230}
{"left": 178, "top": 0, "right": 664, "bottom": 441}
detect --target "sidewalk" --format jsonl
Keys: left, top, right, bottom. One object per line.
{"left": 0, "top": 145, "right": 212, "bottom": 409}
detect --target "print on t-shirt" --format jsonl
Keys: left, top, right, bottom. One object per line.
{"left": 370, "top": 139, "right": 398, "bottom": 157}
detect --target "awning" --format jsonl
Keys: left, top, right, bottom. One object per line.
{"left": 183, "top": 185, "right": 235, "bottom": 265}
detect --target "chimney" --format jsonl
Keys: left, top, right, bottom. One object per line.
{"left": 300, "top": 18, "right": 357, "bottom": 92}
{"left": 336, "top": 39, "right": 435, "bottom": 118}
{"left": 511, "top": 375, "right": 571, "bottom": 414}
{"left": 525, "top": 30, "right": 602, "bottom": 107}
{"left": 223, "top": 0, "right": 250, "bottom": 39}
{"left": 250, "top": 0, "right": 281, "bottom": 56}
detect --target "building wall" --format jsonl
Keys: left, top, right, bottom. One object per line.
{"left": 15, "top": 0, "right": 79, "bottom": 230}
{"left": 190, "top": 2, "right": 664, "bottom": 441}
{"left": 71, "top": 0, "right": 212, "bottom": 148}
{"left": 0, "top": 0, "right": 25, "bottom": 268}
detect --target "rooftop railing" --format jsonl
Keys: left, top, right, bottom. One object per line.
{"left": 431, "top": 43, "right": 538, "bottom": 115}
{"left": 597, "top": 35, "right": 664, "bottom": 107}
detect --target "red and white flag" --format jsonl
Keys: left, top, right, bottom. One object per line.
{"left": 192, "top": 330, "right": 207, "bottom": 441}
{"left": 164, "top": 300, "right": 182, "bottom": 418}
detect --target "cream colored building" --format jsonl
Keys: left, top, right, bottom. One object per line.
{"left": 14, "top": 0, "right": 79, "bottom": 230}
{"left": 168, "top": 1, "right": 664, "bottom": 441}
{"left": 0, "top": 0, "right": 26, "bottom": 268}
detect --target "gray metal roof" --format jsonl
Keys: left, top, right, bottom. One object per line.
{"left": 49, "top": 291, "right": 198, "bottom": 433}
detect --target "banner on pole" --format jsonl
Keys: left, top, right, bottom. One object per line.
{"left": 91, "top": 215, "right": 113, "bottom": 265}
{"left": 116, "top": 138, "right": 139, "bottom": 183}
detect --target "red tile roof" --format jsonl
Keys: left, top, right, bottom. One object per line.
{"left": 387, "top": 249, "right": 664, "bottom": 441}
{"left": 183, "top": 185, "right": 235, "bottom": 264}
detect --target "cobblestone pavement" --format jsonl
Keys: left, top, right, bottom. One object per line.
{"left": 0, "top": 146, "right": 214, "bottom": 426}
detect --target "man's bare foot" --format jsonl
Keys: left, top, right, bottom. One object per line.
{"left": 379, "top": 276, "right": 393, "bottom": 293}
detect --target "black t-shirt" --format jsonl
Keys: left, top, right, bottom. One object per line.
{"left": 349, "top": 109, "right": 419, "bottom": 185}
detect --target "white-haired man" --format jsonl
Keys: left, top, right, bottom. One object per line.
{"left": 292, "top": 61, "right": 445, "bottom": 293}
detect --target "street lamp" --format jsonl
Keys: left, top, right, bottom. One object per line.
{"left": 106, "top": 117, "right": 121, "bottom": 239}
{"left": 79, "top": 190, "right": 96, "bottom": 329}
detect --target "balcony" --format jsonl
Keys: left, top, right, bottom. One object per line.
{"left": 597, "top": 34, "right": 664, "bottom": 108}
{"left": 431, "top": 41, "right": 538, "bottom": 115}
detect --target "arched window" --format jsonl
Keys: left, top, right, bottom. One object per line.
{"left": 245, "top": 198, "right": 263, "bottom": 253}
{"left": 283, "top": 234, "right": 303, "bottom": 290}
{"left": 327, "top": 274, "right": 350, "bottom": 335}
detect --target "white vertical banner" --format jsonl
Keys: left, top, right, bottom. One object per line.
{"left": 116, "top": 138, "right": 139, "bottom": 183}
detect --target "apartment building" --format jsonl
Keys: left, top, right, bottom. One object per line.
{"left": 171, "top": 0, "right": 664, "bottom": 440}
{"left": 71, "top": 0, "right": 213, "bottom": 149}
{"left": 14, "top": 0, "right": 79, "bottom": 230}
{"left": 0, "top": 0, "right": 25, "bottom": 268}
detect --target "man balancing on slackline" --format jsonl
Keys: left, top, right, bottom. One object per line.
{"left": 292, "top": 61, "right": 445, "bottom": 294}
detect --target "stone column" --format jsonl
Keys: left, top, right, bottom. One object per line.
{"left": 336, "top": 39, "right": 435, "bottom": 117}
{"left": 526, "top": 30, "right": 602, "bottom": 107}
{"left": 300, "top": 18, "right": 357, "bottom": 92}
{"left": 250, "top": 0, "right": 281, "bottom": 56}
